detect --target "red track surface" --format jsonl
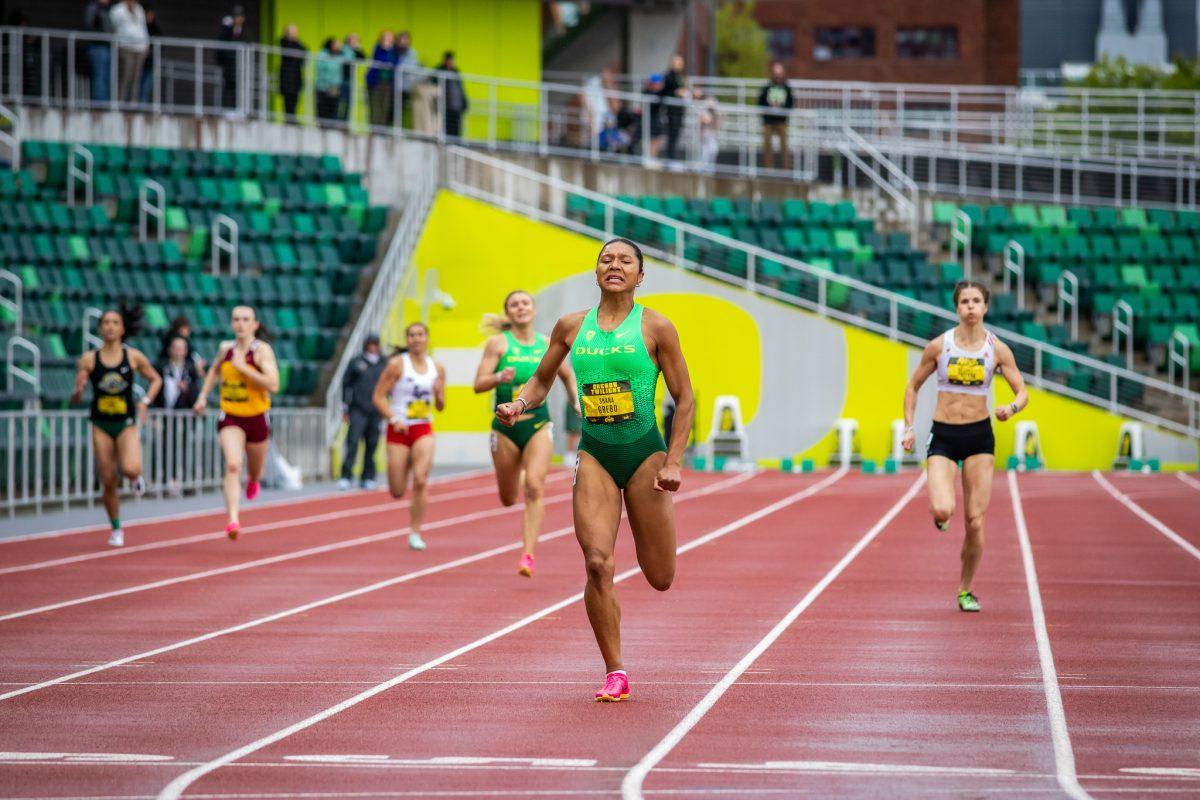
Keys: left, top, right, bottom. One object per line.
{"left": 1, "top": 468, "right": 1197, "bottom": 799}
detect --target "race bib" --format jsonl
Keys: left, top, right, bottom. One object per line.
{"left": 221, "top": 380, "right": 250, "bottom": 403}
{"left": 97, "top": 395, "right": 128, "bottom": 416}
{"left": 947, "top": 357, "right": 986, "bottom": 386}
{"left": 407, "top": 399, "right": 431, "bottom": 419}
{"left": 581, "top": 381, "right": 635, "bottom": 424}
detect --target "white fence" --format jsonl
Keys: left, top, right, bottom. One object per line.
{"left": 1, "top": 407, "right": 327, "bottom": 515}
{"left": 445, "top": 146, "right": 1200, "bottom": 440}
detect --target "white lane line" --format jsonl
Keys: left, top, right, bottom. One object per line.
{"left": 1010, "top": 472, "right": 1095, "bottom": 800}
{"left": 619, "top": 473, "right": 924, "bottom": 800}
{"left": 1093, "top": 471, "right": 1200, "bottom": 562}
{"left": 1177, "top": 472, "right": 1200, "bottom": 492}
{"left": 0, "top": 489, "right": 570, "bottom": 624}
{"left": 0, "top": 477, "right": 565, "bottom": 576}
{"left": 1, "top": 473, "right": 756, "bottom": 701}
{"left": 0, "top": 468, "right": 497, "bottom": 544}
{"left": 154, "top": 469, "right": 848, "bottom": 800}
{"left": 697, "top": 760, "right": 1015, "bottom": 776}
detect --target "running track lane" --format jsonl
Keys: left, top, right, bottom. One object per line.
{"left": 0, "top": 471, "right": 771, "bottom": 797}
{"left": 1099, "top": 471, "right": 1200, "bottom": 551}
{"left": 631, "top": 468, "right": 1077, "bottom": 798}
{"left": 152, "top": 471, "right": 918, "bottom": 800}
{"left": 0, "top": 481, "right": 582, "bottom": 688}
{"left": 0, "top": 474, "right": 573, "bottom": 623}
{"left": 1017, "top": 472, "right": 1200, "bottom": 797}
{"left": 0, "top": 468, "right": 497, "bottom": 561}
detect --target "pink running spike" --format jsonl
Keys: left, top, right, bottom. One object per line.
{"left": 245, "top": 480, "right": 260, "bottom": 501}
{"left": 518, "top": 553, "right": 535, "bottom": 577}
{"left": 594, "top": 671, "right": 630, "bottom": 702}
{"left": 225, "top": 521, "right": 240, "bottom": 541}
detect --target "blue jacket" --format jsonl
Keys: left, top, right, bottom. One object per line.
{"left": 365, "top": 44, "right": 399, "bottom": 90}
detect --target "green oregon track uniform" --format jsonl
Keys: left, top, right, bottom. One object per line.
{"left": 570, "top": 304, "right": 666, "bottom": 489}
{"left": 492, "top": 330, "right": 551, "bottom": 451}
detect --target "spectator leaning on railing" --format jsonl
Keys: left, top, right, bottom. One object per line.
{"left": 395, "top": 31, "right": 421, "bottom": 127}
{"left": 661, "top": 54, "right": 688, "bottom": 160}
{"left": 759, "top": 61, "right": 794, "bottom": 170}
{"left": 278, "top": 24, "right": 307, "bottom": 119}
{"left": 138, "top": 6, "right": 162, "bottom": 104}
{"left": 109, "top": 0, "right": 148, "bottom": 104}
{"left": 315, "top": 37, "right": 344, "bottom": 123}
{"left": 437, "top": 50, "right": 468, "bottom": 138}
{"left": 84, "top": 0, "right": 115, "bottom": 102}
{"left": 365, "top": 30, "right": 399, "bottom": 126}
{"left": 217, "top": 5, "right": 247, "bottom": 110}
{"left": 339, "top": 32, "right": 365, "bottom": 121}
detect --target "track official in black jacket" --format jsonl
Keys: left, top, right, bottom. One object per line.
{"left": 339, "top": 333, "right": 387, "bottom": 489}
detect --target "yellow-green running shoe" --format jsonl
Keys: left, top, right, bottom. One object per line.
{"left": 957, "top": 591, "right": 981, "bottom": 612}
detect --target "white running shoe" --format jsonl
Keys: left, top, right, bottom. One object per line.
{"left": 132, "top": 476, "right": 146, "bottom": 498}
{"left": 361, "top": 479, "right": 379, "bottom": 491}
{"left": 408, "top": 532, "right": 426, "bottom": 551}
{"left": 336, "top": 478, "right": 352, "bottom": 491}
{"left": 107, "top": 529, "right": 125, "bottom": 547}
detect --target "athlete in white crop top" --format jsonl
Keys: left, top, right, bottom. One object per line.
{"left": 372, "top": 322, "right": 446, "bottom": 551}
{"left": 901, "top": 281, "right": 1029, "bottom": 613}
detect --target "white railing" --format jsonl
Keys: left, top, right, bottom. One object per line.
{"left": 838, "top": 125, "right": 919, "bottom": 239}
{"left": 0, "top": 102, "right": 19, "bottom": 169}
{"left": 0, "top": 407, "right": 327, "bottom": 516}
{"left": 323, "top": 156, "right": 438, "bottom": 445}
{"left": 4, "top": 335, "right": 39, "bottom": 399}
{"left": 446, "top": 145, "right": 1200, "bottom": 439}
{"left": 4, "top": 26, "right": 1198, "bottom": 196}
{"left": 0, "top": 267, "right": 22, "bottom": 335}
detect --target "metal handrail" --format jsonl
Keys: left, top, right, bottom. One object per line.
{"left": 323, "top": 160, "right": 438, "bottom": 445}
{"left": 1168, "top": 331, "right": 1191, "bottom": 391}
{"left": 1057, "top": 270, "right": 1079, "bottom": 341}
{"left": 210, "top": 215, "right": 239, "bottom": 277}
{"left": 0, "top": 267, "right": 22, "bottom": 335}
{"left": 1003, "top": 240, "right": 1026, "bottom": 310}
{"left": 0, "top": 103, "right": 20, "bottom": 170}
{"left": 1113, "top": 299, "right": 1134, "bottom": 369}
{"left": 839, "top": 125, "right": 919, "bottom": 240}
{"left": 81, "top": 306, "right": 103, "bottom": 354}
{"left": 5, "top": 335, "right": 40, "bottom": 396}
{"left": 67, "top": 144, "right": 93, "bottom": 207}
{"left": 951, "top": 210, "right": 972, "bottom": 280}
{"left": 139, "top": 179, "right": 166, "bottom": 243}
{"left": 446, "top": 146, "right": 1200, "bottom": 437}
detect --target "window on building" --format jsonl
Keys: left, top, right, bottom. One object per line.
{"left": 765, "top": 27, "right": 796, "bottom": 60}
{"left": 813, "top": 26, "right": 876, "bottom": 61}
{"left": 895, "top": 26, "right": 960, "bottom": 59}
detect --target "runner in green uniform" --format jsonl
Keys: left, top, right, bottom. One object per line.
{"left": 496, "top": 238, "right": 695, "bottom": 702}
{"left": 474, "top": 290, "right": 578, "bottom": 577}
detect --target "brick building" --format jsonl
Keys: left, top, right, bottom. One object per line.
{"left": 753, "top": 0, "right": 1020, "bottom": 85}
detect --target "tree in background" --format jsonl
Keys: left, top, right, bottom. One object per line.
{"left": 1075, "top": 55, "right": 1200, "bottom": 91}
{"left": 716, "top": 1, "right": 768, "bottom": 78}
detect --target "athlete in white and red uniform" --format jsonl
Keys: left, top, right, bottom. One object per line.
{"left": 372, "top": 322, "right": 446, "bottom": 551}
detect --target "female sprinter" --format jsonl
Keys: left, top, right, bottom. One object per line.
{"left": 473, "top": 290, "right": 579, "bottom": 578}
{"left": 372, "top": 322, "right": 446, "bottom": 551}
{"left": 194, "top": 306, "right": 280, "bottom": 540}
{"left": 71, "top": 305, "right": 162, "bottom": 547}
{"left": 496, "top": 238, "right": 694, "bottom": 702}
{"left": 901, "top": 280, "right": 1029, "bottom": 613}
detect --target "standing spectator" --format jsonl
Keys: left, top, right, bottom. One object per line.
{"left": 109, "top": 0, "right": 148, "bottom": 105}
{"left": 759, "top": 61, "right": 794, "bottom": 170}
{"left": 159, "top": 315, "right": 206, "bottom": 374}
{"left": 641, "top": 73, "right": 665, "bottom": 157}
{"left": 84, "top": 0, "right": 114, "bottom": 103}
{"left": 696, "top": 90, "right": 721, "bottom": 169}
{"left": 137, "top": 6, "right": 162, "bottom": 104}
{"left": 437, "top": 51, "right": 468, "bottom": 138}
{"left": 365, "top": 30, "right": 398, "bottom": 127}
{"left": 660, "top": 54, "right": 688, "bottom": 160}
{"left": 217, "top": 5, "right": 247, "bottom": 110}
{"left": 314, "top": 37, "right": 344, "bottom": 124}
{"left": 277, "top": 23, "right": 306, "bottom": 120}
{"left": 154, "top": 334, "right": 202, "bottom": 496}
{"left": 339, "top": 334, "right": 387, "bottom": 490}
{"left": 338, "top": 32, "right": 365, "bottom": 122}
{"left": 394, "top": 31, "right": 420, "bottom": 127}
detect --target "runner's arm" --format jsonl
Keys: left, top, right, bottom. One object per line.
{"left": 515, "top": 315, "right": 577, "bottom": 413}
{"left": 70, "top": 352, "right": 93, "bottom": 405}
{"left": 903, "top": 338, "right": 941, "bottom": 428}
{"left": 651, "top": 314, "right": 694, "bottom": 473}
{"left": 434, "top": 363, "right": 446, "bottom": 411}
{"left": 130, "top": 349, "right": 163, "bottom": 407}
{"left": 993, "top": 341, "right": 1029, "bottom": 422}
{"left": 472, "top": 335, "right": 506, "bottom": 393}
{"left": 373, "top": 357, "right": 403, "bottom": 422}
{"left": 557, "top": 360, "right": 580, "bottom": 413}
{"left": 194, "top": 343, "right": 230, "bottom": 411}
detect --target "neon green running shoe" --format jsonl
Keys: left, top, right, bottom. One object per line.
{"left": 957, "top": 591, "right": 981, "bottom": 612}
{"left": 935, "top": 519, "right": 950, "bottom": 532}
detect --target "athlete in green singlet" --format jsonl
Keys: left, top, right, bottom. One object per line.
{"left": 496, "top": 239, "right": 695, "bottom": 703}
{"left": 474, "top": 290, "right": 578, "bottom": 578}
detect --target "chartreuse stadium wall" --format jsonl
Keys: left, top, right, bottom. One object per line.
{"left": 349, "top": 191, "right": 1198, "bottom": 472}
{"left": 264, "top": 0, "right": 539, "bottom": 137}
